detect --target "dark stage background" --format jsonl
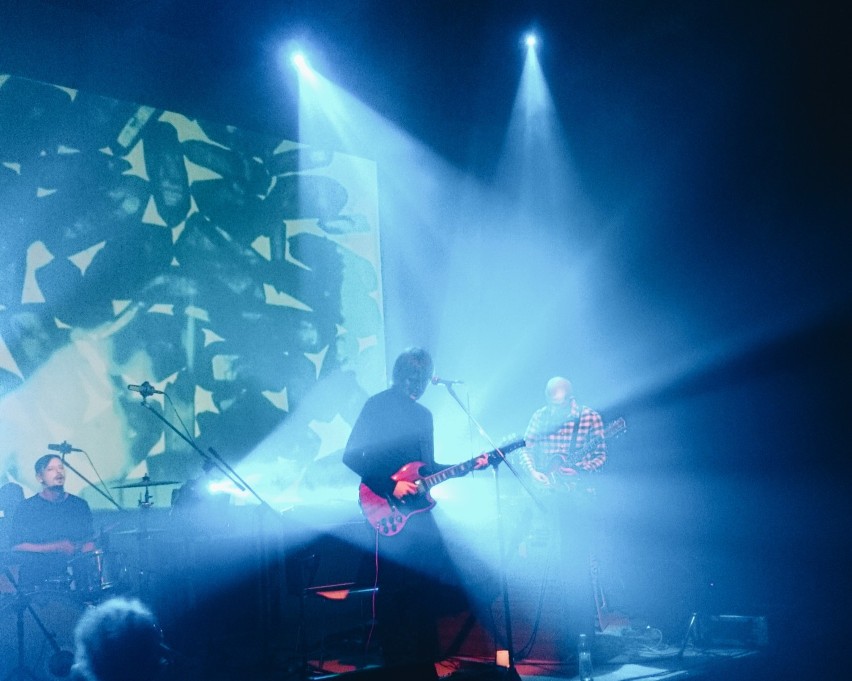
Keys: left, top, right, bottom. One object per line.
{"left": 1, "top": 1, "right": 850, "bottom": 679}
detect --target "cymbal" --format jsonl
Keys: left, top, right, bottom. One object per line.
{"left": 111, "top": 528, "right": 169, "bottom": 536}
{"left": 112, "top": 477, "right": 181, "bottom": 489}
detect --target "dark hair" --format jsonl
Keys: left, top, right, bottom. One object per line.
{"left": 73, "top": 598, "right": 163, "bottom": 681}
{"left": 34, "top": 454, "right": 61, "bottom": 476}
{"left": 0, "top": 482, "right": 24, "bottom": 514}
{"left": 391, "top": 347, "right": 433, "bottom": 399}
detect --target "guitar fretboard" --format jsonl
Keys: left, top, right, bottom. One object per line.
{"left": 419, "top": 440, "right": 525, "bottom": 490}
{"left": 422, "top": 459, "right": 476, "bottom": 489}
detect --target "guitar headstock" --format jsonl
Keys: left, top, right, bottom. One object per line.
{"left": 485, "top": 436, "right": 526, "bottom": 464}
{"left": 606, "top": 418, "right": 627, "bottom": 438}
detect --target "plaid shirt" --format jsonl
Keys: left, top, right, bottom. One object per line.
{"left": 521, "top": 399, "right": 607, "bottom": 474}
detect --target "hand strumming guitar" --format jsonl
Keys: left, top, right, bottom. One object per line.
{"left": 393, "top": 480, "right": 420, "bottom": 499}
{"left": 529, "top": 469, "right": 551, "bottom": 485}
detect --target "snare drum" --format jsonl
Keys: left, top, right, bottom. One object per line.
{"left": 69, "top": 550, "right": 128, "bottom": 596}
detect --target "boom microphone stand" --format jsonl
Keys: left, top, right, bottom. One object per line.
{"left": 435, "top": 382, "right": 544, "bottom": 681}
{"left": 51, "top": 442, "right": 124, "bottom": 512}
{"left": 130, "top": 390, "right": 277, "bottom": 516}
{"left": 130, "top": 386, "right": 286, "bottom": 664}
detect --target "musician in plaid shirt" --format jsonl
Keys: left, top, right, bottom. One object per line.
{"left": 520, "top": 376, "right": 607, "bottom": 485}
{"left": 520, "top": 376, "right": 607, "bottom": 663}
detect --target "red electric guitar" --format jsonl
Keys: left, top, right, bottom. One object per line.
{"left": 358, "top": 439, "right": 526, "bottom": 536}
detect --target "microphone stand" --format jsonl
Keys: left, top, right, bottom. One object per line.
{"left": 58, "top": 451, "right": 124, "bottom": 512}
{"left": 135, "top": 391, "right": 285, "bottom": 664}
{"left": 134, "top": 394, "right": 281, "bottom": 519}
{"left": 437, "top": 383, "right": 543, "bottom": 681}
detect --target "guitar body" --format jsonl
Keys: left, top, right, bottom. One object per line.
{"left": 359, "top": 462, "right": 435, "bottom": 537}
{"left": 540, "top": 418, "right": 627, "bottom": 490}
{"left": 544, "top": 461, "right": 582, "bottom": 489}
{"left": 358, "top": 439, "right": 526, "bottom": 536}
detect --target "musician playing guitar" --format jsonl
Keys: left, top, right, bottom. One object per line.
{"left": 520, "top": 376, "right": 607, "bottom": 487}
{"left": 343, "top": 348, "right": 489, "bottom": 680}
{"left": 519, "top": 376, "right": 607, "bottom": 666}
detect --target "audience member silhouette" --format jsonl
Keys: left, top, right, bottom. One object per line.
{"left": 72, "top": 597, "right": 165, "bottom": 681}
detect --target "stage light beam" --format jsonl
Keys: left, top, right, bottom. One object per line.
{"left": 525, "top": 33, "right": 538, "bottom": 49}
{"left": 290, "top": 50, "right": 317, "bottom": 84}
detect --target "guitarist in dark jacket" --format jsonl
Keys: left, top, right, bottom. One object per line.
{"left": 343, "top": 347, "right": 486, "bottom": 680}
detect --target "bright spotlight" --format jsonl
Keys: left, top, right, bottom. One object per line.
{"left": 290, "top": 50, "right": 319, "bottom": 84}
{"left": 525, "top": 33, "right": 538, "bottom": 49}
{"left": 291, "top": 51, "right": 309, "bottom": 73}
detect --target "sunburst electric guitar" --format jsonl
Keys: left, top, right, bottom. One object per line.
{"left": 359, "top": 439, "right": 526, "bottom": 536}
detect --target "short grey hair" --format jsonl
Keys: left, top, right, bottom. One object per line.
{"left": 73, "top": 598, "right": 163, "bottom": 681}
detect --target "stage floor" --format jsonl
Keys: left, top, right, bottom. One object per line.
{"left": 306, "top": 646, "right": 768, "bottom": 681}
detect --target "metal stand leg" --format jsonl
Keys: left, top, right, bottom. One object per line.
{"left": 2, "top": 567, "right": 74, "bottom": 681}
{"left": 2, "top": 597, "right": 39, "bottom": 681}
{"left": 678, "top": 612, "right": 700, "bottom": 659}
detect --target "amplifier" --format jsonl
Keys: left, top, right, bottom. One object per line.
{"left": 700, "top": 614, "right": 769, "bottom": 648}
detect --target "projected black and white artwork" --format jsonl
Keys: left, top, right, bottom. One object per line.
{"left": 0, "top": 74, "right": 385, "bottom": 508}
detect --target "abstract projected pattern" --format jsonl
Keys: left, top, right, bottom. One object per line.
{"left": 0, "top": 74, "right": 385, "bottom": 508}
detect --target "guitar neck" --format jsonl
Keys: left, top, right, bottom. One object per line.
{"left": 562, "top": 418, "right": 626, "bottom": 464}
{"left": 576, "top": 434, "right": 604, "bottom": 459}
{"left": 421, "top": 457, "right": 479, "bottom": 489}
{"left": 419, "top": 439, "right": 525, "bottom": 490}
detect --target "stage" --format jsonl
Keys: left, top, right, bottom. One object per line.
{"left": 304, "top": 645, "right": 770, "bottom": 681}
{"left": 1, "top": 501, "right": 781, "bottom": 681}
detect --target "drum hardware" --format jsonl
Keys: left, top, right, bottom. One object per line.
{"left": 108, "top": 479, "right": 176, "bottom": 602}
{"left": 112, "top": 476, "right": 181, "bottom": 514}
{"left": 111, "top": 476, "right": 181, "bottom": 489}
{"left": 1, "top": 566, "right": 75, "bottom": 681}
{"left": 67, "top": 550, "right": 128, "bottom": 600}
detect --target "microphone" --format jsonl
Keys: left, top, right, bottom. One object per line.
{"left": 431, "top": 376, "right": 465, "bottom": 386}
{"left": 127, "top": 381, "right": 164, "bottom": 397}
{"left": 48, "top": 442, "right": 83, "bottom": 454}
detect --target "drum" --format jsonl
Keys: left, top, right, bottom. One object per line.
{"left": 0, "top": 589, "right": 91, "bottom": 681}
{"left": 68, "top": 550, "right": 128, "bottom": 597}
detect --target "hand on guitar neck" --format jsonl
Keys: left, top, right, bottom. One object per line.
{"left": 391, "top": 451, "right": 490, "bottom": 500}
{"left": 360, "top": 439, "right": 525, "bottom": 536}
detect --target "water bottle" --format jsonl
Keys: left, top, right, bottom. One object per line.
{"left": 578, "top": 633, "right": 593, "bottom": 681}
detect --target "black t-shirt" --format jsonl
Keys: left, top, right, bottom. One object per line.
{"left": 9, "top": 492, "right": 93, "bottom": 589}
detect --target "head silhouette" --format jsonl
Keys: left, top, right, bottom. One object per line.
{"left": 73, "top": 598, "right": 164, "bottom": 681}
{"left": 391, "top": 347, "right": 434, "bottom": 400}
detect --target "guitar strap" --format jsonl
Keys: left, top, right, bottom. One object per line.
{"left": 565, "top": 407, "right": 584, "bottom": 464}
